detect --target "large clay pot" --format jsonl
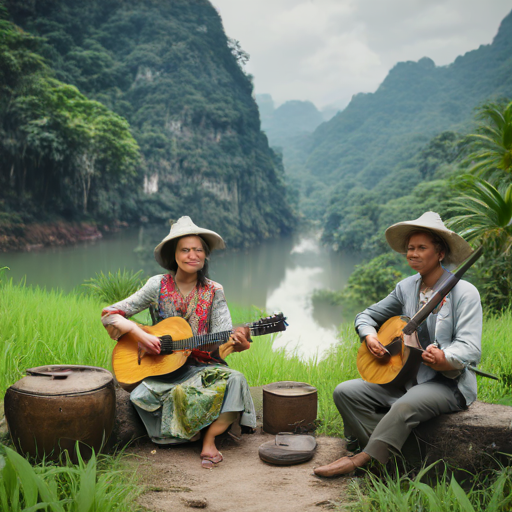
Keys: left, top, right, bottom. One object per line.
{"left": 263, "top": 381, "right": 317, "bottom": 434}
{"left": 4, "top": 365, "right": 115, "bottom": 461}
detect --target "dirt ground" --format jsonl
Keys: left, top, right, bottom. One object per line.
{"left": 0, "top": 391, "right": 357, "bottom": 512}
{"left": 129, "top": 431, "right": 354, "bottom": 512}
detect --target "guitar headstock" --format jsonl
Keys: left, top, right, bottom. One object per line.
{"left": 249, "top": 313, "right": 288, "bottom": 337}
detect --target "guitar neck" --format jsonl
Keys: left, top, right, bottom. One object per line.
{"left": 159, "top": 330, "right": 232, "bottom": 354}
{"left": 155, "top": 314, "right": 287, "bottom": 355}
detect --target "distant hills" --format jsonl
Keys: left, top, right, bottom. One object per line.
{"left": 256, "top": 94, "right": 336, "bottom": 148}
{"left": 265, "top": 9, "right": 512, "bottom": 245}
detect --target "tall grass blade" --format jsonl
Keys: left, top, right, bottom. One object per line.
{"left": 76, "top": 449, "right": 97, "bottom": 512}
{"left": 449, "top": 475, "right": 475, "bottom": 512}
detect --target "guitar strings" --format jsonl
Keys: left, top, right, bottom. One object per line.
{"left": 157, "top": 319, "right": 283, "bottom": 354}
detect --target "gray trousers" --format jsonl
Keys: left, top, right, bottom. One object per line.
{"left": 333, "top": 379, "right": 463, "bottom": 464}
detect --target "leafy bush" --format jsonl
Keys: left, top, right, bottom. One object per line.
{"left": 82, "top": 269, "right": 145, "bottom": 304}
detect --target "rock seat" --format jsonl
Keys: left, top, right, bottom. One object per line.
{"left": 403, "top": 401, "right": 512, "bottom": 473}
{"left": 111, "top": 388, "right": 512, "bottom": 474}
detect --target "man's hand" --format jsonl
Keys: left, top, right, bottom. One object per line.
{"left": 365, "top": 334, "right": 388, "bottom": 358}
{"left": 422, "top": 344, "right": 454, "bottom": 371}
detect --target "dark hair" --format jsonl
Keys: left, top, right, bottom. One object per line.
{"left": 405, "top": 229, "right": 450, "bottom": 260}
{"left": 161, "top": 235, "right": 211, "bottom": 287}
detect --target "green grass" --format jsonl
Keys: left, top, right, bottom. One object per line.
{"left": 0, "top": 444, "right": 142, "bottom": 511}
{"left": 474, "top": 310, "right": 512, "bottom": 404}
{"left": 82, "top": 269, "right": 145, "bottom": 304}
{"left": 342, "top": 460, "right": 512, "bottom": 512}
{"left": 0, "top": 279, "right": 115, "bottom": 398}
{"left": 1, "top": 280, "right": 511, "bottom": 510}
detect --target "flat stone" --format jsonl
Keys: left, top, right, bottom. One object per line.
{"left": 403, "top": 401, "right": 512, "bottom": 472}
{"left": 180, "top": 497, "right": 208, "bottom": 509}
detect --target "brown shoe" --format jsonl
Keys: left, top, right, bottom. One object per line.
{"left": 313, "top": 452, "right": 371, "bottom": 477}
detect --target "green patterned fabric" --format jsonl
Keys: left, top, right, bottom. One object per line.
{"left": 161, "top": 368, "right": 231, "bottom": 439}
{"left": 130, "top": 364, "right": 257, "bottom": 444}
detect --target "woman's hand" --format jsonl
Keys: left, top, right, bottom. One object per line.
{"left": 365, "top": 334, "right": 388, "bottom": 359}
{"left": 219, "top": 327, "right": 251, "bottom": 359}
{"left": 422, "top": 344, "right": 454, "bottom": 371}
{"left": 101, "top": 312, "right": 160, "bottom": 354}
{"left": 132, "top": 325, "right": 161, "bottom": 355}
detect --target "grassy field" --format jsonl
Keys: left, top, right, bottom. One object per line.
{"left": 1, "top": 278, "right": 511, "bottom": 432}
{"left": 1, "top": 279, "right": 511, "bottom": 511}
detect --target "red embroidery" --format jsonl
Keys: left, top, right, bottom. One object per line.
{"left": 101, "top": 309, "right": 126, "bottom": 317}
{"left": 159, "top": 274, "right": 215, "bottom": 335}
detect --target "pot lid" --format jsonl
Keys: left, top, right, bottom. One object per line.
{"left": 263, "top": 381, "right": 317, "bottom": 396}
{"left": 9, "top": 365, "right": 113, "bottom": 396}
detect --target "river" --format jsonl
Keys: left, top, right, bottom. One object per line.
{"left": 0, "top": 227, "right": 361, "bottom": 359}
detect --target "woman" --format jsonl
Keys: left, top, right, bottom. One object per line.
{"left": 101, "top": 216, "right": 256, "bottom": 468}
{"left": 314, "top": 212, "right": 482, "bottom": 477}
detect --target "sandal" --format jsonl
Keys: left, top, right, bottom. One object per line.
{"left": 201, "top": 452, "right": 223, "bottom": 469}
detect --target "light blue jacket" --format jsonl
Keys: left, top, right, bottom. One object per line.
{"left": 355, "top": 271, "right": 482, "bottom": 406}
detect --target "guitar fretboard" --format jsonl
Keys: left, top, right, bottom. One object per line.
{"left": 159, "top": 330, "right": 232, "bottom": 354}
{"left": 155, "top": 314, "right": 287, "bottom": 354}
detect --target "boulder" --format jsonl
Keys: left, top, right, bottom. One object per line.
{"left": 403, "top": 401, "right": 512, "bottom": 473}
{"left": 110, "top": 386, "right": 148, "bottom": 447}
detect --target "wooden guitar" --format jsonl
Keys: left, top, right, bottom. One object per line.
{"left": 112, "top": 313, "right": 287, "bottom": 391}
{"left": 357, "top": 246, "right": 487, "bottom": 387}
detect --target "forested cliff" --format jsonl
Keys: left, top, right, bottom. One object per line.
{"left": 1, "top": 0, "right": 296, "bottom": 248}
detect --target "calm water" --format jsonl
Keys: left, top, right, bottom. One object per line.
{"left": 0, "top": 227, "right": 361, "bottom": 358}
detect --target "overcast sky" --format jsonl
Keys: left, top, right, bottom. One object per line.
{"left": 211, "top": 0, "right": 512, "bottom": 110}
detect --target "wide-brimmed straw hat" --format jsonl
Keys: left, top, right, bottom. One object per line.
{"left": 154, "top": 216, "right": 225, "bottom": 270}
{"left": 385, "top": 211, "right": 473, "bottom": 267}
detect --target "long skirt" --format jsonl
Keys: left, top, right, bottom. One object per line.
{"left": 130, "top": 363, "right": 256, "bottom": 444}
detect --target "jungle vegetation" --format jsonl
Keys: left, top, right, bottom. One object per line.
{"left": 1, "top": 0, "right": 296, "bottom": 248}
{"left": 313, "top": 100, "right": 512, "bottom": 314}
{"left": 271, "top": 9, "right": 512, "bottom": 230}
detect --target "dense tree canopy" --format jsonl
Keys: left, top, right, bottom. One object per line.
{"left": 1, "top": 0, "right": 296, "bottom": 247}
{"left": 0, "top": 9, "right": 140, "bottom": 222}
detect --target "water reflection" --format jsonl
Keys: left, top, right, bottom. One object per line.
{"left": 0, "top": 226, "right": 360, "bottom": 359}
{"left": 262, "top": 235, "right": 358, "bottom": 359}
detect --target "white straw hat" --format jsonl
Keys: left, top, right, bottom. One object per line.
{"left": 385, "top": 211, "right": 473, "bottom": 267}
{"left": 154, "top": 216, "right": 225, "bottom": 270}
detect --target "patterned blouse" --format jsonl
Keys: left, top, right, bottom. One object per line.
{"left": 102, "top": 273, "right": 232, "bottom": 338}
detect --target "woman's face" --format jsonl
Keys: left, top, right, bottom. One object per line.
{"left": 406, "top": 232, "right": 444, "bottom": 277}
{"left": 175, "top": 236, "right": 206, "bottom": 275}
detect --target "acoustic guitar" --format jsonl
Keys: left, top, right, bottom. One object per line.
{"left": 112, "top": 313, "right": 287, "bottom": 391}
{"left": 357, "top": 246, "right": 487, "bottom": 387}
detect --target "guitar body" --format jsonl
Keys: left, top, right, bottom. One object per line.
{"left": 112, "top": 317, "right": 193, "bottom": 391}
{"left": 357, "top": 316, "right": 423, "bottom": 387}
{"left": 111, "top": 313, "right": 288, "bottom": 392}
